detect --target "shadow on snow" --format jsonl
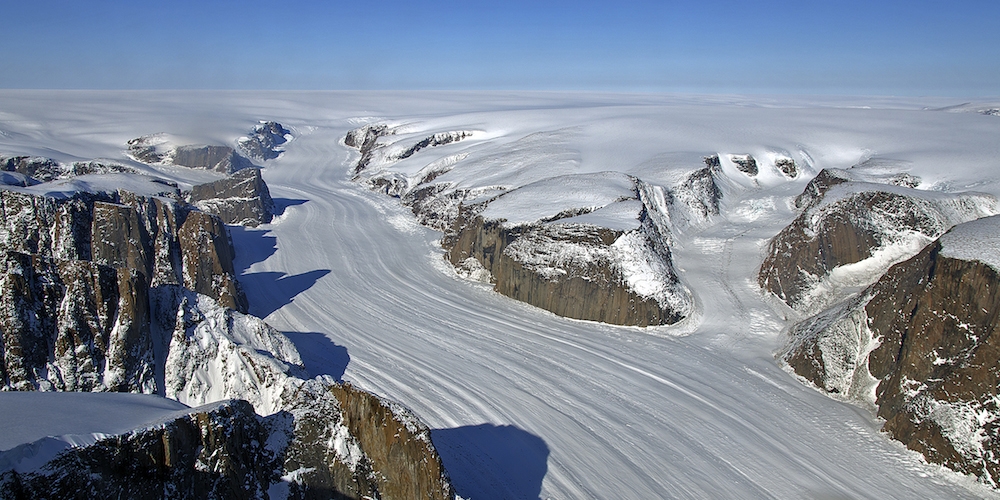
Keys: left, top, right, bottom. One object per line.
{"left": 271, "top": 197, "right": 308, "bottom": 218}
{"left": 281, "top": 331, "right": 350, "bottom": 382}
{"left": 432, "top": 424, "right": 549, "bottom": 500}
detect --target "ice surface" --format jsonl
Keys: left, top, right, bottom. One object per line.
{"left": 2, "top": 91, "right": 999, "bottom": 498}
{"left": 940, "top": 215, "right": 1000, "bottom": 273}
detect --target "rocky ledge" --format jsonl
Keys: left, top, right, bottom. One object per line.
{"left": 781, "top": 215, "right": 1000, "bottom": 486}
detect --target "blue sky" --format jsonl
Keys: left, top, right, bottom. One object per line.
{"left": 2, "top": 0, "right": 997, "bottom": 96}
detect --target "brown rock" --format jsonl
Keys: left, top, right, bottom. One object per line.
{"left": 783, "top": 225, "right": 1000, "bottom": 485}
{"left": 177, "top": 210, "right": 248, "bottom": 313}
{"left": 188, "top": 168, "right": 274, "bottom": 227}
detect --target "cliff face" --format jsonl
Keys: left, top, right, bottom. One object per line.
{"left": 759, "top": 173, "right": 997, "bottom": 310}
{"left": 782, "top": 216, "right": 1000, "bottom": 486}
{"left": 444, "top": 212, "right": 686, "bottom": 326}
{"left": 0, "top": 189, "right": 248, "bottom": 393}
{"left": 188, "top": 168, "right": 275, "bottom": 227}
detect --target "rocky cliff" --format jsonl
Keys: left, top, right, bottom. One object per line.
{"left": 781, "top": 215, "right": 1000, "bottom": 486}
{"left": 759, "top": 170, "right": 997, "bottom": 310}
{"left": 239, "top": 121, "right": 292, "bottom": 161}
{"left": 0, "top": 189, "right": 249, "bottom": 393}
{"left": 188, "top": 168, "right": 275, "bottom": 227}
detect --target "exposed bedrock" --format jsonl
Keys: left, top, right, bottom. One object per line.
{"left": 188, "top": 168, "right": 275, "bottom": 227}
{"left": 173, "top": 145, "right": 255, "bottom": 174}
{"left": 759, "top": 172, "right": 997, "bottom": 309}
{"left": 0, "top": 190, "right": 246, "bottom": 312}
{"left": 444, "top": 211, "right": 686, "bottom": 326}
{"left": 0, "top": 400, "right": 278, "bottom": 500}
{"left": 238, "top": 121, "right": 291, "bottom": 161}
{"left": 127, "top": 135, "right": 255, "bottom": 174}
{"left": 782, "top": 223, "right": 1000, "bottom": 486}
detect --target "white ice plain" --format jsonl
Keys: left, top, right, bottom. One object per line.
{"left": 2, "top": 91, "right": 1000, "bottom": 498}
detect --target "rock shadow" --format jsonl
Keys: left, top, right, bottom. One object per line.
{"left": 272, "top": 197, "right": 307, "bottom": 217}
{"left": 281, "top": 331, "right": 350, "bottom": 381}
{"left": 229, "top": 225, "right": 278, "bottom": 272}
{"left": 238, "top": 269, "right": 331, "bottom": 318}
{"left": 432, "top": 424, "right": 549, "bottom": 500}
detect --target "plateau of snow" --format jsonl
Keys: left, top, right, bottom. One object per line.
{"left": 2, "top": 90, "right": 1000, "bottom": 498}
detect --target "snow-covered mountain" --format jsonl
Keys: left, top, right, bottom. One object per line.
{"left": 3, "top": 91, "right": 1000, "bottom": 498}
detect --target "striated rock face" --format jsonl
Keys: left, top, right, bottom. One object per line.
{"left": 331, "top": 383, "right": 454, "bottom": 500}
{"left": 782, "top": 217, "right": 1000, "bottom": 486}
{"left": 239, "top": 121, "right": 291, "bottom": 161}
{"left": 759, "top": 173, "right": 997, "bottom": 310}
{"left": 0, "top": 251, "right": 154, "bottom": 393}
{"left": 188, "top": 168, "right": 275, "bottom": 227}
{"left": 0, "top": 189, "right": 250, "bottom": 393}
{"left": 0, "top": 189, "right": 245, "bottom": 311}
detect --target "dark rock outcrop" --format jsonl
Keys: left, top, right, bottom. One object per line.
{"left": 331, "top": 383, "right": 454, "bottom": 500}
{"left": 1, "top": 155, "right": 60, "bottom": 183}
{"left": 730, "top": 154, "right": 758, "bottom": 176}
{"left": 345, "top": 124, "right": 391, "bottom": 176}
{"left": 759, "top": 174, "right": 996, "bottom": 309}
{"left": 0, "top": 189, "right": 248, "bottom": 393}
{"left": 0, "top": 189, "right": 245, "bottom": 311}
{"left": 782, "top": 216, "right": 1000, "bottom": 486}
{"left": 239, "top": 121, "right": 291, "bottom": 161}
{"left": 0, "top": 400, "right": 278, "bottom": 500}
{"left": 0, "top": 251, "right": 154, "bottom": 393}
{"left": 173, "top": 145, "right": 254, "bottom": 174}
{"left": 188, "top": 168, "right": 275, "bottom": 227}
{"left": 775, "top": 157, "right": 798, "bottom": 178}
{"left": 397, "top": 131, "right": 471, "bottom": 160}
{"left": 793, "top": 168, "right": 853, "bottom": 210}
{"left": 177, "top": 211, "right": 248, "bottom": 311}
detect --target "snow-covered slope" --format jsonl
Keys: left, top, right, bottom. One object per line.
{"left": 3, "top": 91, "right": 1000, "bottom": 498}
